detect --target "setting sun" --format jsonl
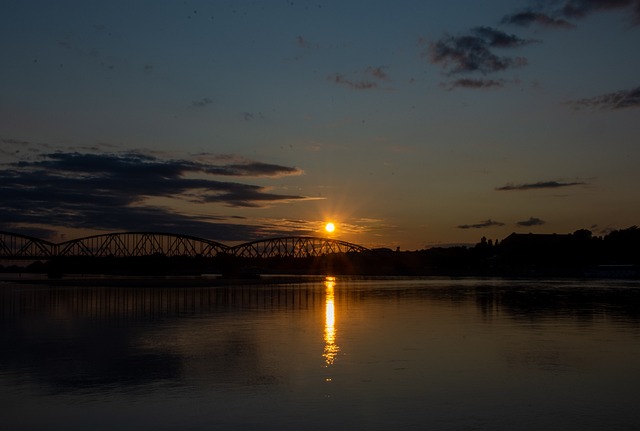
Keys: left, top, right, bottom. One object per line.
{"left": 325, "top": 222, "right": 335, "bottom": 233}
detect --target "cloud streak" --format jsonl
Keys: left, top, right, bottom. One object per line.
{"left": 365, "top": 66, "right": 390, "bottom": 81}
{"left": 517, "top": 217, "right": 546, "bottom": 227}
{"left": 496, "top": 181, "right": 586, "bottom": 191}
{"left": 327, "top": 65, "right": 391, "bottom": 91}
{"left": 192, "top": 97, "right": 213, "bottom": 107}
{"left": 503, "top": 0, "right": 640, "bottom": 28}
{"left": 502, "top": 11, "right": 575, "bottom": 28}
{"left": 296, "top": 35, "right": 320, "bottom": 50}
{"left": 327, "top": 73, "right": 377, "bottom": 90}
{"left": 457, "top": 219, "right": 505, "bottom": 229}
{"left": 559, "top": 0, "right": 640, "bottom": 22}
{"left": 443, "top": 78, "right": 506, "bottom": 90}
{"left": 568, "top": 86, "right": 640, "bottom": 110}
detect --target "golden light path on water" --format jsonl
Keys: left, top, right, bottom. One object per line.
{"left": 323, "top": 276, "right": 339, "bottom": 366}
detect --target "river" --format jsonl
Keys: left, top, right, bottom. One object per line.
{"left": 1, "top": 276, "right": 639, "bottom": 430}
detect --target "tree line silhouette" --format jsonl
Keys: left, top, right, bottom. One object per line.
{"left": 415, "top": 226, "right": 640, "bottom": 277}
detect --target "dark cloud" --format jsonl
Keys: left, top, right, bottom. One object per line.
{"left": 427, "top": 27, "right": 532, "bottom": 75}
{"left": 198, "top": 182, "right": 306, "bottom": 208}
{"left": 457, "top": 219, "right": 505, "bottom": 229}
{"left": 568, "top": 86, "right": 640, "bottom": 110}
{"left": 502, "top": 10, "right": 576, "bottom": 28}
{"left": 429, "top": 0, "right": 638, "bottom": 92}
{"left": 517, "top": 217, "right": 546, "bottom": 227}
{"left": 1, "top": 205, "right": 287, "bottom": 242}
{"left": 365, "top": 66, "right": 390, "bottom": 81}
{"left": 296, "top": 35, "right": 320, "bottom": 50}
{"left": 327, "top": 73, "right": 377, "bottom": 90}
{"left": 206, "top": 162, "right": 301, "bottom": 177}
{"left": 58, "top": 39, "right": 99, "bottom": 59}
{"left": 192, "top": 97, "right": 213, "bottom": 107}
{"left": 559, "top": 0, "right": 640, "bottom": 22}
{"left": 443, "top": 78, "right": 506, "bottom": 90}
{"left": 18, "top": 152, "right": 301, "bottom": 178}
{"left": 1, "top": 138, "right": 33, "bottom": 146}
{"left": 327, "top": 65, "right": 392, "bottom": 90}
{"left": 496, "top": 181, "right": 586, "bottom": 191}
{"left": 428, "top": 1, "right": 638, "bottom": 90}
{"left": 503, "top": 0, "right": 640, "bottom": 28}
{"left": 2, "top": 226, "right": 59, "bottom": 241}
{"left": 0, "top": 149, "right": 310, "bottom": 240}
{"left": 472, "top": 26, "right": 536, "bottom": 48}
{"left": 240, "top": 111, "right": 265, "bottom": 121}
{"left": 291, "top": 35, "right": 322, "bottom": 62}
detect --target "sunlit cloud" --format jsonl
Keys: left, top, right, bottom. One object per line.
{"left": 336, "top": 218, "right": 389, "bottom": 235}
{"left": 517, "top": 217, "right": 546, "bottom": 227}
{"left": 252, "top": 217, "right": 387, "bottom": 238}
{"left": 568, "top": 86, "right": 640, "bottom": 110}
{"left": 496, "top": 181, "right": 586, "bottom": 191}
{"left": 457, "top": 219, "right": 505, "bottom": 229}
{"left": 250, "top": 218, "right": 316, "bottom": 237}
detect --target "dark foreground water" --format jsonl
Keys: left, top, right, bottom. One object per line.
{"left": 1, "top": 276, "right": 639, "bottom": 431}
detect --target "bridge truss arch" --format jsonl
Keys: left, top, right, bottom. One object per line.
{"left": 0, "top": 231, "right": 55, "bottom": 260}
{"left": 230, "top": 236, "right": 369, "bottom": 259}
{"left": 56, "top": 232, "right": 230, "bottom": 258}
{"left": 0, "top": 231, "right": 370, "bottom": 261}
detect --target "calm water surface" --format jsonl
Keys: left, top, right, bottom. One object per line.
{"left": 1, "top": 277, "right": 639, "bottom": 430}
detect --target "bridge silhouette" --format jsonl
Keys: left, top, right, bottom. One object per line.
{"left": 0, "top": 231, "right": 369, "bottom": 260}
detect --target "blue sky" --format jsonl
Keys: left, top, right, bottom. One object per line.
{"left": 1, "top": 0, "right": 639, "bottom": 249}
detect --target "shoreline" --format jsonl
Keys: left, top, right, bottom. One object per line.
{"left": 2, "top": 273, "right": 639, "bottom": 288}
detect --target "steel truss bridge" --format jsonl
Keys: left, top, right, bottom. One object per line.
{"left": 0, "top": 231, "right": 368, "bottom": 260}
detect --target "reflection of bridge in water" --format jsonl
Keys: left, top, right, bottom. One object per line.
{"left": 0, "top": 231, "right": 369, "bottom": 260}
{"left": 0, "top": 277, "right": 356, "bottom": 321}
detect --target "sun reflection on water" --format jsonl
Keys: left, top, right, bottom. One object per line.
{"left": 323, "top": 276, "right": 340, "bottom": 365}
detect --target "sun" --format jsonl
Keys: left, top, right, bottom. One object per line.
{"left": 325, "top": 222, "right": 335, "bottom": 233}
